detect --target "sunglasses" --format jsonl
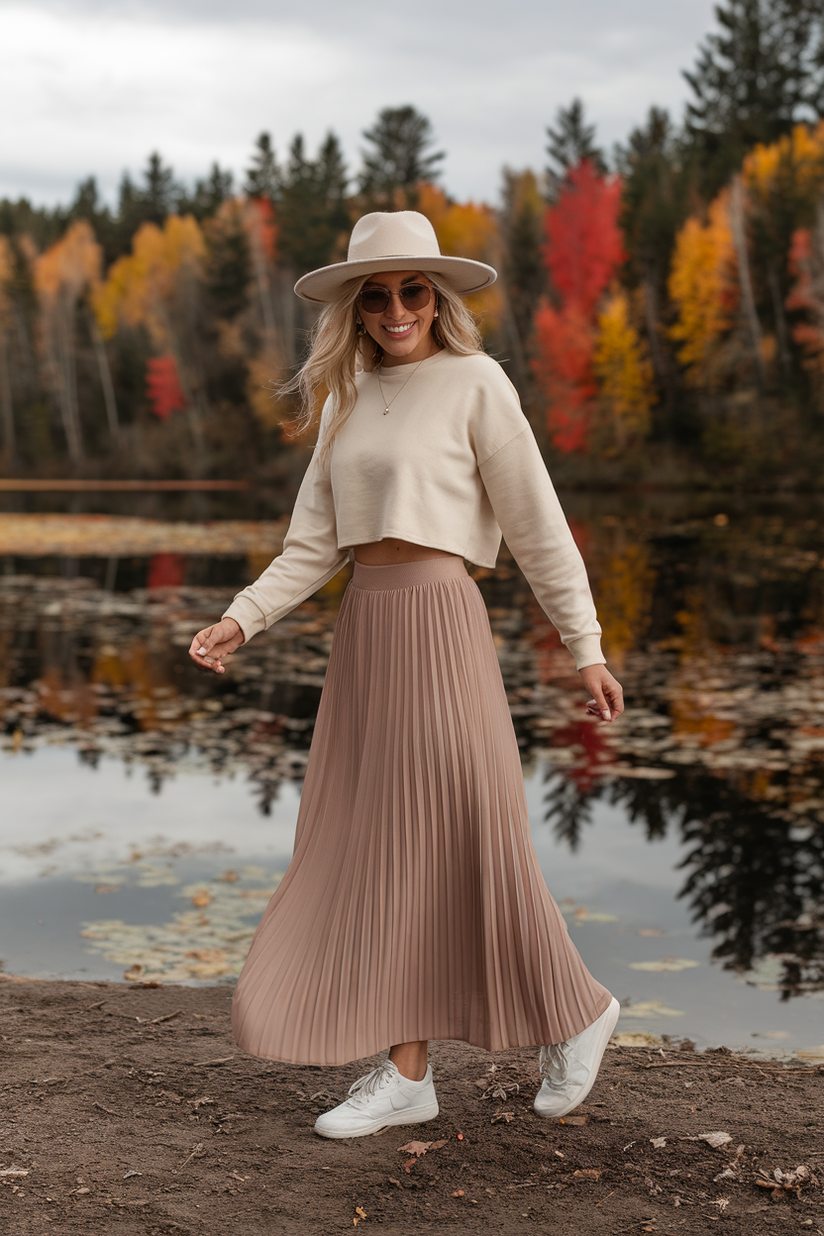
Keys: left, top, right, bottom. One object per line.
{"left": 357, "top": 283, "right": 433, "bottom": 314}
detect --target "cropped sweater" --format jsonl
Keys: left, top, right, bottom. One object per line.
{"left": 223, "top": 350, "right": 605, "bottom": 670}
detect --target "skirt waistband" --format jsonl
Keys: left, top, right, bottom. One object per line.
{"left": 351, "top": 556, "right": 467, "bottom": 591}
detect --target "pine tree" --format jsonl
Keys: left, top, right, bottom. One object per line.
{"left": 180, "top": 164, "right": 234, "bottom": 221}
{"left": 244, "top": 132, "right": 280, "bottom": 202}
{"left": 683, "top": 0, "right": 824, "bottom": 194}
{"left": 358, "top": 106, "right": 445, "bottom": 205}
{"left": 277, "top": 133, "right": 349, "bottom": 273}
{"left": 114, "top": 153, "right": 181, "bottom": 256}
{"left": 546, "top": 99, "right": 606, "bottom": 199}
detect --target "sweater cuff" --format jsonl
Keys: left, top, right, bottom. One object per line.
{"left": 222, "top": 596, "right": 268, "bottom": 644}
{"left": 566, "top": 633, "right": 606, "bottom": 671}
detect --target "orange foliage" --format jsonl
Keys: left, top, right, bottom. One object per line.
{"left": 416, "top": 183, "right": 501, "bottom": 329}
{"left": 744, "top": 121, "right": 824, "bottom": 204}
{"left": 668, "top": 191, "right": 738, "bottom": 386}
{"left": 93, "top": 214, "right": 205, "bottom": 347}
{"left": 34, "top": 220, "right": 102, "bottom": 304}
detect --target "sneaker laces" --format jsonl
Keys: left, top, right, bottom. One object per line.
{"left": 347, "top": 1061, "right": 396, "bottom": 1106}
{"left": 539, "top": 1041, "right": 573, "bottom": 1086}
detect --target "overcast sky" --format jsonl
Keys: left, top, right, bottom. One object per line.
{"left": 1, "top": 0, "right": 718, "bottom": 208}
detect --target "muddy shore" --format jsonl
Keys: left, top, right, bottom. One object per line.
{"left": 1, "top": 976, "right": 822, "bottom": 1235}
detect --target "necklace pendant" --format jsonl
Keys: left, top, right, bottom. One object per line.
{"left": 383, "top": 408, "right": 390, "bottom": 415}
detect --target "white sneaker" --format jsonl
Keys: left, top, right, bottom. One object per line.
{"left": 313, "top": 1060, "right": 439, "bottom": 1139}
{"left": 533, "top": 996, "right": 620, "bottom": 1119}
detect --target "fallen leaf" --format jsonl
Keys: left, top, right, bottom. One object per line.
{"left": 191, "top": 890, "right": 212, "bottom": 908}
{"left": 698, "top": 1132, "right": 733, "bottom": 1149}
{"left": 403, "top": 1159, "right": 416, "bottom": 1174}
{"left": 452, "top": 1189, "right": 465, "bottom": 1197}
{"left": 650, "top": 1137, "right": 667, "bottom": 1149}
{"left": 0, "top": 1168, "right": 29, "bottom": 1178}
{"left": 559, "top": 1115, "right": 589, "bottom": 1126}
{"left": 491, "top": 1110, "right": 515, "bottom": 1124}
{"left": 353, "top": 1205, "right": 367, "bottom": 1226}
{"left": 573, "top": 1168, "right": 602, "bottom": 1180}
{"left": 397, "top": 1139, "right": 445, "bottom": 1159}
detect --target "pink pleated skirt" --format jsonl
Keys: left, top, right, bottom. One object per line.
{"left": 231, "top": 557, "right": 611, "bottom": 1066}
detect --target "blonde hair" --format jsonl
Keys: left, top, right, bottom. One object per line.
{"left": 280, "top": 271, "right": 485, "bottom": 463}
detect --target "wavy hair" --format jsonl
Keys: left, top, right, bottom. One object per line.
{"left": 279, "top": 271, "right": 485, "bottom": 463}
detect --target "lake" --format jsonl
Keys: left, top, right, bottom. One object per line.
{"left": 1, "top": 490, "right": 823, "bottom": 1057}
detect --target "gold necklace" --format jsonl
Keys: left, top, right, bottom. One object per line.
{"left": 376, "top": 357, "right": 429, "bottom": 416}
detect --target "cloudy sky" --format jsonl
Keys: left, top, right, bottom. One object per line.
{"left": 1, "top": 0, "right": 717, "bottom": 207}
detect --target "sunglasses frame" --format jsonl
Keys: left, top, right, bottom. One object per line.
{"left": 356, "top": 282, "right": 434, "bottom": 315}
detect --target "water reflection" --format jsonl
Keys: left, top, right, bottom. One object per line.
{"left": 1, "top": 502, "right": 823, "bottom": 1005}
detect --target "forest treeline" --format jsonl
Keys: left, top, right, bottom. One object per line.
{"left": 3, "top": 0, "right": 824, "bottom": 488}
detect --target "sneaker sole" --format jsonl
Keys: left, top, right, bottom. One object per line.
{"left": 313, "top": 1099, "right": 440, "bottom": 1140}
{"left": 533, "top": 996, "right": 621, "bottom": 1120}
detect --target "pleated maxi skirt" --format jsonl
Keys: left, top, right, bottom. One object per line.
{"left": 232, "top": 557, "right": 611, "bottom": 1066}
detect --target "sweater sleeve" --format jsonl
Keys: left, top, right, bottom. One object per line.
{"left": 478, "top": 427, "right": 605, "bottom": 670}
{"left": 222, "top": 447, "right": 349, "bottom": 643}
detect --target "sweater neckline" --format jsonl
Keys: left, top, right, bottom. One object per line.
{"left": 375, "top": 349, "right": 447, "bottom": 380}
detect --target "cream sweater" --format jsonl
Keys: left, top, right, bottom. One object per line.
{"left": 223, "top": 350, "right": 605, "bottom": 670}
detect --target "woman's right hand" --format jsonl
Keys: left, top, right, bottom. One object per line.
{"left": 188, "top": 617, "right": 244, "bottom": 674}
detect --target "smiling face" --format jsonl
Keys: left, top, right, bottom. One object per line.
{"left": 357, "top": 270, "right": 440, "bottom": 367}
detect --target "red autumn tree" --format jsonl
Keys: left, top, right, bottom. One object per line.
{"left": 531, "top": 160, "right": 626, "bottom": 453}
{"left": 146, "top": 355, "right": 185, "bottom": 420}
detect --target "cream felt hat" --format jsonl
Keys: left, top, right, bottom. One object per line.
{"left": 294, "top": 210, "right": 497, "bottom": 303}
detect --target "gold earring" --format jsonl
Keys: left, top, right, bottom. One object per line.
{"left": 433, "top": 309, "right": 439, "bottom": 318}
{"left": 356, "top": 318, "right": 366, "bottom": 336}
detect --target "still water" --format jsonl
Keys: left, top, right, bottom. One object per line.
{"left": 1, "top": 493, "right": 823, "bottom": 1056}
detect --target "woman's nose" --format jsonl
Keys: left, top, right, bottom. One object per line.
{"left": 383, "top": 292, "right": 407, "bottom": 318}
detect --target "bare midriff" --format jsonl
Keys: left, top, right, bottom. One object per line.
{"left": 352, "top": 538, "right": 460, "bottom": 566}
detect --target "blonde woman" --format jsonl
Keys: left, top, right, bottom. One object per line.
{"left": 189, "top": 211, "right": 623, "bottom": 1139}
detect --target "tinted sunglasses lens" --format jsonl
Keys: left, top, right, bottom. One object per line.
{"left": 358, "top": 289, "right": 390, "bottom": 313}
{"left": 400, "top": 284, "right": 431, "bottom": 310}
{"left": 358, "top": 285, "right": 433, "bottom": 313}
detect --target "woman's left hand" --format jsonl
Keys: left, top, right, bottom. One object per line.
{"left": 579, "top": 664, "right": 624, "bottom": 723}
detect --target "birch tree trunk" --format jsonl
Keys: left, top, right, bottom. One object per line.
{"left": 89, "top": 313, "right": 119, "bottom": 440}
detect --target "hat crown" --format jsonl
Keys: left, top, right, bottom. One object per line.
{"left": 348, "top": 211, "right": 442, "bottom": 264}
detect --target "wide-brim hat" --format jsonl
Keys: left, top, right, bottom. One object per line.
{"left": 294, "top": 210, "right": 497, "bottom": 303}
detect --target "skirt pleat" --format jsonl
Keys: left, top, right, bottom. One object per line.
{"left": 231, "top": 557, "right": 611, "bottom": 1066}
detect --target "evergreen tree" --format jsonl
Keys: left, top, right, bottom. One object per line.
{"left": 546, "top": 98, "right": 606, "bottom": 199}
{"left": 114, "top": 153, "right": 181, "bottom": 254}
{"left": 684, "top": 0, "right": 824, "bottom": 194}
{"left": 358, "top": 106, "right": 445, "bottom": 205}
{"left": 180, "top": 163, "right": 234, "bottom": 221}
{"left": 278, "top": 132, "right": 349, "bottom": 273}
{"left": 244, "top": 132, "right": 279, "bottom": 202}
{"left": 499, "top": 168, "right": 546, "bottom": 349}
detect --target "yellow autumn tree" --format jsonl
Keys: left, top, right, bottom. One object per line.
{"left": 94, "top": 214, "right": 207, "bottom": 447}
{"left": 34, "top": 220, "right": 103, "bottom": 464}
{"left": 668, "top": 191, "right": 738, "bottom": 387}
{"left": 593, "top": 289, "right": 655, "bottom": 452}
{"left": 417, "top": 183, "right": 502, "bottom": 332}
{"left": 744, "top": 121, "right": 824, "bottom": 204}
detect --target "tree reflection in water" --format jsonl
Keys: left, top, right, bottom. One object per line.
{"left": 543, "top": 765, "right": 824, "bottom": 999}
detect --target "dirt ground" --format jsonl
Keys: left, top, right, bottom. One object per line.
{"left": 0, "top": 976, "right": 822, "bottom": 1236}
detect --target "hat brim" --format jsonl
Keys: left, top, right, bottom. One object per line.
{"left": 294, "top": 255, "right": 497, "bottom": 303}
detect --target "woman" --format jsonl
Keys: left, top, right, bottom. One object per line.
{"left": 189, "top": 211, "right": 624, "bottom": 1140}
